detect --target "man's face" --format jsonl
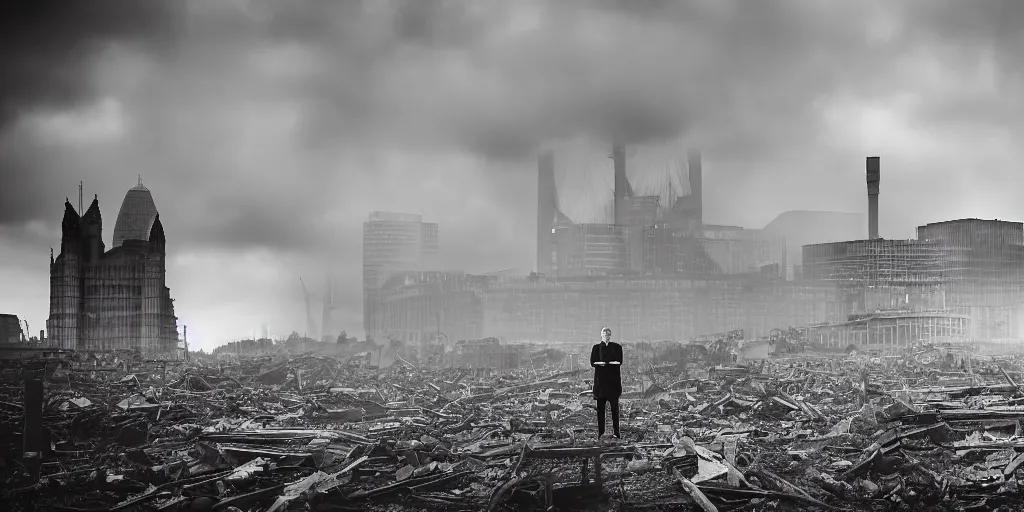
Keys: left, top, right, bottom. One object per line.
{"left": 601, "top": 330, "right": 611, "bottom": 342}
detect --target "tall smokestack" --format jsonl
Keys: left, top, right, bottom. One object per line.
{"left": 866, "top": 156, "right": 880, "bottom": 239}
{"left": 613, "top": 142, "right": 627, "bottom": 225}
{"left": 687, "top": 150, "right": 703, "bottom": 226}
{"left": 536, "top": 151, "right": 555, "bottom": 275}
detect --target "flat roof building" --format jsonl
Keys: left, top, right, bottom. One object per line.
{"left": 363, "top": 211, "right": 439, "bottom": 338}
{"left": 802, "top": 218, "right": 1024, "bottom": 341}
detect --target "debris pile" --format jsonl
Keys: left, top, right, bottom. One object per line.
{"left": 4, "top": 350, "right": 1024, "bottom": 510}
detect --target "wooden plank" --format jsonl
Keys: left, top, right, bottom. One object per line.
{"left": 673, "top": 469, "right": 718, "bottom": 512}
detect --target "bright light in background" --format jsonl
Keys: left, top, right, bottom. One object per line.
{"left": 169, "top": 248, "right": 297, "bottom": 351}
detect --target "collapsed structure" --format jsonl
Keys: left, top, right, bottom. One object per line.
{"left": 45, "top": 180, "right": 179, "bottom": 356}
{"left": 9, "top": 337, "right": 1024, "bottom": 511}
{"left": 0, "top": 314, "right": 24, "bottom": 343}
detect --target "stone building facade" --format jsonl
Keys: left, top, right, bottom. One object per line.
{"left": 46, "top": 183, "right": 179, "bottom": 356}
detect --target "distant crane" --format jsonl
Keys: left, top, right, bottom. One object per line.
{"left": 321, "top": 274, "right": 336, "bottom": 343}
{"left": 299, "top": 277, "right": 319, "bottom": 340}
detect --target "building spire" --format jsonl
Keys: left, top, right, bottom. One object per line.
{"left": 138, "top": 174, "right": 142, "bottom": 186}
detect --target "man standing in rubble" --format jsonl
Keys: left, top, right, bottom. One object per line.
{"left": 591, "top": 327, "right": 622, "bottom": 439}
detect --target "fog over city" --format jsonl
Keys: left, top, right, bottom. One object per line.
{"left": 3, "top": 0, "right": 1024, "bottom": 350}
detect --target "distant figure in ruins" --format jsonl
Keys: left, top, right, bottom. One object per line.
{"left": 591, "top": 327, "right": 622, "bottom": 439}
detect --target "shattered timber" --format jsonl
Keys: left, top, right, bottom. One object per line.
{"left": 7, "top": 346, "right": 1024, "bottom": 511}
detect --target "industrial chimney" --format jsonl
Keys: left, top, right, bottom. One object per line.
{"left": 687, "top": 150, "right": 703, "bottom": 226}
{"left": 613, "top": 142, "right": 627, "bottom": 225}
{"left": 866, "top": 156, "right": 880, "bottom": 239}
{"left": 536, "top": 151, "right": 556, "bottom": 275}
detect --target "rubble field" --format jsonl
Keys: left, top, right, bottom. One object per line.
{"left": 5, "top": 350, "right": 1024, "bottom": 511}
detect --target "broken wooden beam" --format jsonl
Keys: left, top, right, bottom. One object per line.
{"left": 673, "top": 468, "right": 718, "bottom": 512}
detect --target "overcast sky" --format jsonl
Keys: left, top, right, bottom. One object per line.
{"left": 2, "top": 0, "right": 1023, "bottom": 350}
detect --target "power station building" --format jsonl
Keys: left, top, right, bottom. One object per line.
{"left": 803, "top": 158, "right": 1024, "bottom": 345}
{"left": 366, "top": 145, "right": 1024, "bottom": 348}
{"left": 46, "top": 181, "right": 179, "bottom": 356}
{"left": 537, "top": 142, "right": 786, "bottom": 280}
{"left": 366, "top": 139, "right": 828, "bottom": 345}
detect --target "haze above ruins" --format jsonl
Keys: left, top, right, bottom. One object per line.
{"left": 2, "top": 0, "right": 1024, "bottom": 349}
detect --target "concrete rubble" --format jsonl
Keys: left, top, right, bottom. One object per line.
{"left": 4, "top": 348, "right": 1024, "bottom": 511}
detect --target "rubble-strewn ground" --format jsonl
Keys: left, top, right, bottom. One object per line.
{"left": 4, "top": 351, "right": 1024, "bottom": 511}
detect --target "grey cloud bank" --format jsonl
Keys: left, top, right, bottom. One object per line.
{"left": 2, "top": 0, "right": 1024, "bottom": 347}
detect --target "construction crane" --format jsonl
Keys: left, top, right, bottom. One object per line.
{"left": 299, "top": 278, "right": 318, "bottom": 340}
{"left": 321, "top": 274, "right": 335, "bottom": 343}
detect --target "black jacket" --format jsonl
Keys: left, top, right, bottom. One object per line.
{"left": 590, "top": 341, "right": 623, "bottom": 399}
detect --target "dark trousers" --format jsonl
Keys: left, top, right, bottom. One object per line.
{"left": 596, "top": 396, "right": 620, "bottom": 436}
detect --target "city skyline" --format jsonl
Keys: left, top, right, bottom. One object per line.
{"left": 4, "top": 1, "right": 1024, "bottom": 350}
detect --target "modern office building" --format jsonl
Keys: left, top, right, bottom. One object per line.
{"left": 362, "top": 211, "right": 439, "bottom": 338}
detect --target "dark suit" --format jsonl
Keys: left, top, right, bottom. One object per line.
{"left": 591, "top": 341, "right": 622, "bottom": 436}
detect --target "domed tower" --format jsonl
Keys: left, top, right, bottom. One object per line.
{"left": 112, "top": 178, "right": 159, "bottom": 248}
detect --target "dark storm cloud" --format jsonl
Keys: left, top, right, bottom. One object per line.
{"left": 0, "top": 0, "right": 183, "bottom": 226}
{"left": 0, "top": 0, "right": 182, "bottom": 127}
{"left": 3, "top": 0, "right": 1024, "bottom": 248}
{"left": 4, "top": 0, "right": 1024, "bottom": 345}
{"left": 266, "top": 0, "right": 894, "bottom": 164}
{"left": 897, "top": 0, "right": 1024, "bottom": 132}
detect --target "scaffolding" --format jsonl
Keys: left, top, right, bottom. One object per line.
{"left": 919, "top": 219, "right": 1024, "bottom": 308}
{"left": 802, "top": 220, "right": 1024, "bottom": 340}
{"left": 47, "top": 200, "right": 178, "bottom": 356}
{"left": 802, "top": 239, "right": 947, "bottom": 288}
